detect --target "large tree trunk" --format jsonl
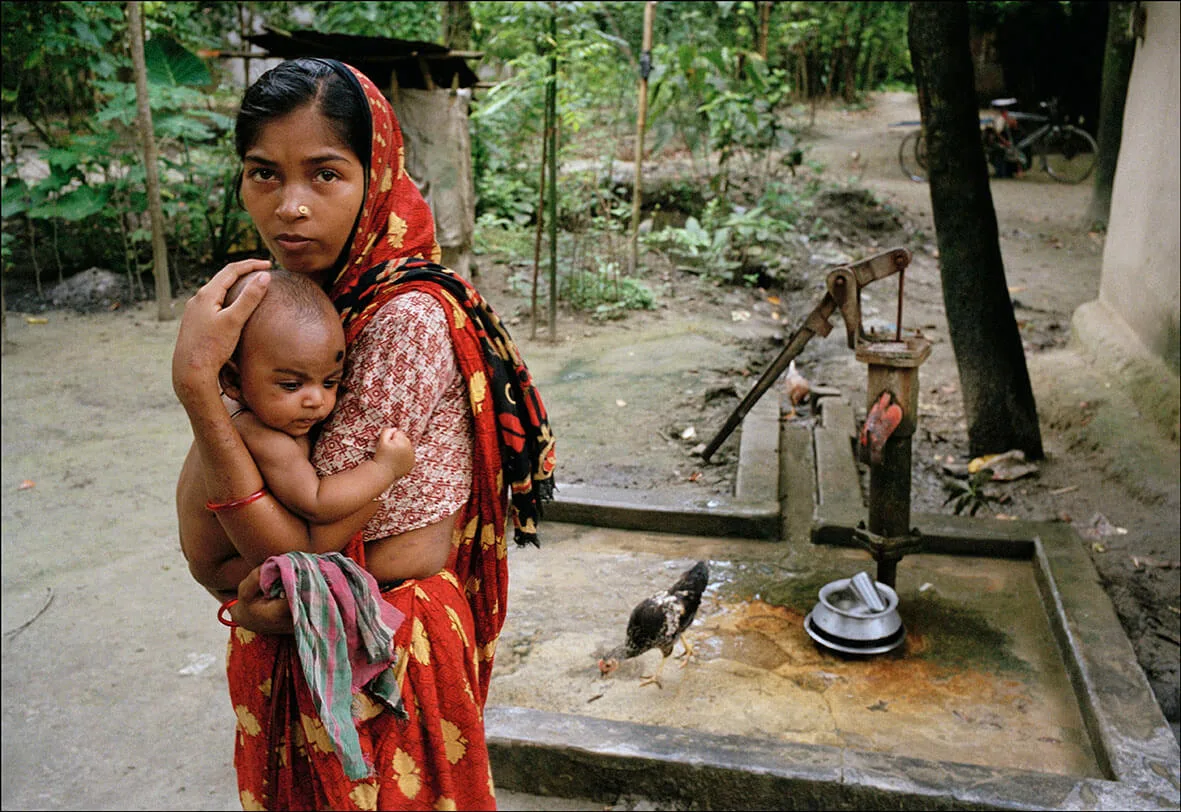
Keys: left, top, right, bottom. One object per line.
{"left": 1086, "top": 1, "right": 1136, "bottom": 229}
{"left": 908, "top": 2, "right": 1043, "bottom": 459}
{"left": 441, "top": 1, "right": 473, "bottom": 50}
{"left": 128, "top": 1, "right": 174, "bottom": 321}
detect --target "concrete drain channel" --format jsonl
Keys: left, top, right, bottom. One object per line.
{"left": 485, "top": 395, "right": 1180, "bottom": 810}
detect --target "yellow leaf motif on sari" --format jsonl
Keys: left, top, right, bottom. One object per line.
{"left": 380, "top": 165, "right": 392, "bottom": 192}
{"left": 300, "top": 713, "right": 336, "bottom": 755}
{"left": 469, "top": 371, "right": 487, "bottom": 416}
{"left": 240, "top": 790, "right": 265, "bottom": 811}
{"left": 386, "top": 212, "right": 407, "bottom": 250}
{"left": 480, "top": 522, "right": 496, "bottom": 552}
{"left": 397, "top": 145, "right": 406, "bottom": 178}
{"left": 461, "top": 514, "right": 479, "bottom": 545}
{"left": 444, "top": 604, "right": 470, "bottom": 647}
{"left": 353, "top": 690, "right": 384, "bottom": 721}
{"left": 258, "top": 677, "right": 272, "bottom": 699}
{"left": 430, "top": 242, "right": 442, "bottom": 263}
{"left": 411, "top": 616, "right": 431, "bottom": 665}
{"left": 435, "top": 798, "right": 458, "bottom": 811}
{"left": 234, "top": 626, "right": 256, "bottom": 645}
{"left": 449, "top": 300, "right": 468, "bottom": 330}
{"left": 392, "top": 748, "right": 422, "bottom": 799}
{"left": 441, "top": 718, "right": 468, "bottom": 764}
{"left": 350, "top": 783, "right": 379, "bottom": 810}
{"left": 235, "top": 705, "right": 261, "bottom": 737}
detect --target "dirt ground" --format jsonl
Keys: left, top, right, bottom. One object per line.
{"left": 2, "top": 87, "right": 1177, "bottom": 767}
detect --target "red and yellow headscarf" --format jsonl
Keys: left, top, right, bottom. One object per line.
{"left": 317, "top": 62, "right": 556, "bottom": 699}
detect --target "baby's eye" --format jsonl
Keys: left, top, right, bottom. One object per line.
{"left": 278, "top": 382, "right": 300, "bottom": 392}
{"left": 324, "top": 380, "right": 340, "bottom": 390}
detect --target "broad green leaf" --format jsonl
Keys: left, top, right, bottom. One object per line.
{"left": 145, "top": 36, "right": 210, "bottom": 87}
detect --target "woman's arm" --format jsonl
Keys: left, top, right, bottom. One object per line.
{"left": 172, "top": 261, "right": 318, "bottom": 566}
{"left": 232, "top": 512, "right": 455, "bottom": 634}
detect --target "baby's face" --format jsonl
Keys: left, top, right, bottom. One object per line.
{"left": 236, "top": 313, "right": 347, "bottom": 437}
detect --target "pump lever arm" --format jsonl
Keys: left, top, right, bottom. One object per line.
{"left": 700, "top": 293, "right": 837, "bottom": 462}
{"left": 699, "top": 248, "right": 911, "bottom": 463}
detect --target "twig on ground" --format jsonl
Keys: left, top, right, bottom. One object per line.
{"left": 3, "top": 587, "right": 54, "bottom": 639}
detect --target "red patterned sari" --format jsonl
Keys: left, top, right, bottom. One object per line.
{"left": 225, "top": 60, "right": 554, "bottom": 810}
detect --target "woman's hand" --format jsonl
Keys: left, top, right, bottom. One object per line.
{"left": 172, "top": 259, "right": 272, "bottom": 405}
{"left": 232, "top": 565, "right": 295, "bottom": 635}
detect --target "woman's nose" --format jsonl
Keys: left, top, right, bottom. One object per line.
{"left": 276, "top": 188, "right": 309, "bottom": 221}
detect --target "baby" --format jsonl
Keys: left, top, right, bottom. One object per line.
{"left": 177, "top": 269, "right": 414, "bottom": 596}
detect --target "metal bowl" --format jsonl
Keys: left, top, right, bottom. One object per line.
{"left": 805, "top": 572, "right": 905, "bottom": 655}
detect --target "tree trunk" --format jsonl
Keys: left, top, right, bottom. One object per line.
{"left": 1086, "top": 1, "right": 1136, "bottom": 230}
{"left": 757, "top": 1, "right": 772, "bottom": 61}
{"left": 441, "top": 1, "right": 473, "bottom": 50}
{"left": 908, "top": 1, "right": 1043, "bottom": 459}
{"left": 128, "top": 1, "right": 174, "bottom": 321}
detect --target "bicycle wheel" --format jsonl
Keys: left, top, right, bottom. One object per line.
{"left": 1041, "top": 125, "right": 1098, "bottom": 184}
{"left": 898, "top": 129, "right": 927, "bottom": 182}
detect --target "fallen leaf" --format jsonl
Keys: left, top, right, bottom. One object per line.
{"left": 25, "top": 317, "right": 48, "bottom": 325}
{"left": 1092, "top": 542, "right": 1106, "bottom": 553}
{"left": 995, "top": 513, "right": 1018, "bottom": 520}
{"left": 687, "top": 471, "right": 702, "bottom": 482}
{"left": 680, "top": 426, "right": 697, "bottom": 440}
{"left": 730, "top": 310, "right": 751, "bottom": 322}
{"left": 18, "top": 480, "right": 35, "bottom": 490}
{"left": 766, "top": 295, "right": 780, "bottom": 305}
{"left": 615, "top": 399, "right": 627, "bottom": 408}
{"left": 1049, "top": 485, "right": 1078, "bottom": 496}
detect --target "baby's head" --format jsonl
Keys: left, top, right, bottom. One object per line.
{"left": 219, "top": 269, "right": 346, "bottom": 438}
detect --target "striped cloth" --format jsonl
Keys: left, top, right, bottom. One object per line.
{"left": 258, "top": 551, "right": 405, "bottom": 780}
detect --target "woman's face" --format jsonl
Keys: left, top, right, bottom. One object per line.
{"left": 241, "top": 104, "right": 366, "bottom": 282}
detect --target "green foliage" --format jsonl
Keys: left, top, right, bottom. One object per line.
{"left": 562, "top": 259, "right": 656, "bottom": 320}
{"left": 304, "top": 1, "right": 441, "bottom": 39}
{"left": 943, "top": 469, "right": 997, "bottom": 516}
{"left": 0, "top": 0, "right": 924, "bottom": 313}
{"left": 2, "top": 9, "right": 247, "bottom": 294}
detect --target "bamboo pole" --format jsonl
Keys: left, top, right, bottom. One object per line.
{"left": 530, "top": 104, "right": 549, "bottom": 340}
{"left": 128, "top": 1, "right": 174, "bottom": 321}
{"left": 628, "top": 1, "right": 656, "bottom": 276}
{"left": 546, "top": 3, "right": 559, "bottom": 343}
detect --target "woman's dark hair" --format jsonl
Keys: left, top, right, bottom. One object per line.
{"left": 234, "top": 58, "right": 369, "bottom": 167}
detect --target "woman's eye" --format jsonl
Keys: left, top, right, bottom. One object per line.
{"left": 247, "top": 167, "right": 277, "bottom": 181}
{"left": 315, "top": 169, "right": 339, "bottom": 183}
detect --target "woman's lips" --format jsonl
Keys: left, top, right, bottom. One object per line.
{"left": 275, "top": 234, "right": 314, "bottom": 252}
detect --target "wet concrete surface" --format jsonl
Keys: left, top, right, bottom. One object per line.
{"left": 489, "top": 524, "right": 1102, "bottom": 781}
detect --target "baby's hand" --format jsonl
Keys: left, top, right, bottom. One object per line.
{"left": 373, "top": 428, "right": 415, "bottom": 481}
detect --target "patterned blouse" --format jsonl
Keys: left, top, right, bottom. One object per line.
{"left": 311, "top": 290, "right": 473, "bottom": 540}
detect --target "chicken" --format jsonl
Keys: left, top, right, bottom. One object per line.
{"left": 598, "top": 560, "right": 710, "bottom": 688}
{"left": 783, "top": 360, "right": 811, "bottom": 418}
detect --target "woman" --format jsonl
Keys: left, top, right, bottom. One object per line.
{"left": 173, "top": 58, "right": 555, "bottom": 810}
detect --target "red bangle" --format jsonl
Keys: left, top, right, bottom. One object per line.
{"left": 205, "top": 487, "right": 267, "bottom": 512}
{"left": 218, "top": 598, "right": 239, "bottom": 628}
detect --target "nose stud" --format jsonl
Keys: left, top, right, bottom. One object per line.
{"left": 297, "top": 205, "right": 310, "bottom": 217}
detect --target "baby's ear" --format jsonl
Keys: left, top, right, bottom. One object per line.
{"left": 219, "top": 361, "right": 243, "bottom": 403}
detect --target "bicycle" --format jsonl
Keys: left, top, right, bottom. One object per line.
{"left": 897, "top": 97, "right": 1098, "bottom": 185}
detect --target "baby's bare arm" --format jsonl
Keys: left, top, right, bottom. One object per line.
{"left": 241, "top": 417, "right": 413, "bottom": 527}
